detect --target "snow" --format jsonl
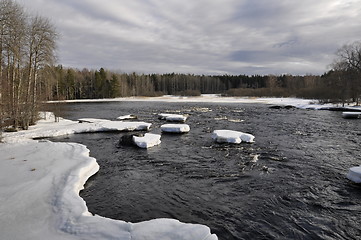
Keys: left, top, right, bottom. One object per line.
{"left": 117, "top": 115, "right": 137, "bottom": 120}
{"left": 212, "top": 130, "right": 255, "bottom": 144}
{"left": 158, "top": 113, "right": 188, "bottom": 122}
{"left": 0, "top": 114, "right": 217, "bottom": 240}
{"left": 4, "top": 95, "right": 361, "bottom": 238}
{"left": 48, "top": 95, "right": 332, "bottom": 109}
{"left": 161, "top": 124, "right": 190, "bottom": 133}
{"left": 133, "top": 133, "right": 161, "bottom": 148}
{"left": 2, "top": 116, "right": 151, "bottom": 143}
{"left": 347, "top": 166, "right": 361, "bottom": 183}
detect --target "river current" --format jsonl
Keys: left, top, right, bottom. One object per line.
{"left": 48, "top": 101, "right": 361, "bottom": 240}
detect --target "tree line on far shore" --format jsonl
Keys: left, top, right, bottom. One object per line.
{"left": 50, "top": 55, "right": 361, "bottom": 106}
{"left": 1, "top": 0, "right": 361, "bottom": 133}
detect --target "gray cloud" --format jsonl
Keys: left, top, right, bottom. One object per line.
{"left": 17, "top": 0, "right": 361, "bottom": 75}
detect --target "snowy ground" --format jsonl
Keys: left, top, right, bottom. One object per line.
{"left": 1, "top": 96, "right": 361, "bottom": 240}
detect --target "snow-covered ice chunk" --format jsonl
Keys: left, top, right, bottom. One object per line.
{"left": 133, "top": 133, "right": 161, "bottom": 148}
{"left": 77, "top": 120, "right": 151, "bottom": 132}
{"left": 117, "top": 114, "right": 138, "bottom": 120}
{"left": 347, "top": 166, "right": 361, "bottom": 183}
{"left": 159, "top": 113, "right": 188, "bottom": 122}
{"left": 161, "top": 124, "right": 190, "bottom": 133}
{"left": 212, "top": 130, "right": 255, "bottom": 144}
{"left": 342, "top": 112, "right": 361, "bottom": 119}
{"left": 99, "top": 121, "right": 151, "bottom": 132}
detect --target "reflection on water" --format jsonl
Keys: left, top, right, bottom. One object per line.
{"left": 48, "top": 101, "right": 361, "bottom": 240}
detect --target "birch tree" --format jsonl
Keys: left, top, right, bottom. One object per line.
{"left": 0, "top": 0, "right": 26, "bottom": 128}
{"left": 23, "top": 15, "right": 57, "bottom": 128}
{"left": 0, "top": 0, "right": 57, "bottom": 130}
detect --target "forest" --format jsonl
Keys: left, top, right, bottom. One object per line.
{"left": 1, "top": 0, "right": 361, "bottom": 132}
{"left": 49, "top": 64, "right": 360, "bottom": 105}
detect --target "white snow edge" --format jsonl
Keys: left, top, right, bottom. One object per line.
{"left": 159, "top": 113, "right": 188, "bottom": 122}
{"left": 212, "top": 130, "right": 255, "bottom": 144}
{"left": 133, "top": 133, "right": 161, "bottom": 148}
{"left": 347, "top": 166, "right": 361, "bottom": 183}
{"left": 161, "top": 124, "right": 191, "bottom": 133}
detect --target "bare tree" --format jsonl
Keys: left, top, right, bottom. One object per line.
{"left": 0, "top": 0, "right": 26, "bottom": 128}
{"left": 0, "top": 0, "right": 57, "bottom": 130}
{"left": 332, "top": 41, "right": 361, "bottom": 104}
{"left": 22, "top": 15, "right": 57, "bottom": 128}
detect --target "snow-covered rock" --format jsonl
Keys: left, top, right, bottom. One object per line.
{"left": 158, "top": 113, "right": 188, "bottom": 122}
{"left": 347, "top": 166, "right": 361, "bottom": 183}
{"left": 161, "top": 124, "right": 190, "bottom": 133}
{"left": 117, "top": 114, "right": 138, "bottom": 120}
{"left": 212, "top": 130, "right": 255, "bottom": 144}
{"left": 133, "top": 133, "right": 161, "bottom": 148}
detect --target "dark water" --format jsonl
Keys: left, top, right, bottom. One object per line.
{"left": 48, "top": 101, "right": 361, "bottom": 240}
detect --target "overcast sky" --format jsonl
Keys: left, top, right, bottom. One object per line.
{"left": 17, "top": 0, "right": 361, "bottom": 75}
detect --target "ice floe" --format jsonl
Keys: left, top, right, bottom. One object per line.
{"left": 212, "top": 130, "right": 255, "bottom": 144}
{"left": 158, "top": 113, "right": 188, "bottom": 122}
{"left": 347, "top": 166, "right": 361, "bottom": 183}
{"left": 133, "top": 133, "right": 161, "bottom": 148}
{"left": 161, "top": 124, "right": 190, "bottom": 133}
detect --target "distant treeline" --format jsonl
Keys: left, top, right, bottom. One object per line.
{"left": 48, "top": 66, "right": 359, "bottom": 105}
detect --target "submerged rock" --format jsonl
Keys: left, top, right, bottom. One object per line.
{"left": 269, "top": 105, "right": 295, "bottom": 110}
{"left": 118, "top": 133, "right": 144, "bottom": 146}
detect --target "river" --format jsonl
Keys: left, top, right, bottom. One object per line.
{"left": 48, "top": 101, "right": 361, "bottom": 240}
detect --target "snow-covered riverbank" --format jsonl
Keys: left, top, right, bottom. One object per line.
{"left": 47, "top": 94, "right": 361, "bottom": 111}
{"left": 0, "top": 114, "right": 217, "bottom": 240}
{"left": 49, "top": 94, "right": 322, "bottom": 107}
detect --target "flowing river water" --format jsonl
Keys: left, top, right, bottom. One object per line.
{"left": 48, "top": 101, "right": 361, "bottom": 240}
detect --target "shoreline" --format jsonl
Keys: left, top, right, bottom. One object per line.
{"left": 47, "top": 95, "right": 361, "bottom": 111}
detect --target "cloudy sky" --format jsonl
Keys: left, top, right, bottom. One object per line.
{"left": 17, "top": 0, "right": 361, "bottom": 75}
